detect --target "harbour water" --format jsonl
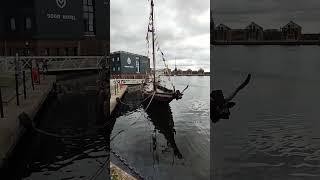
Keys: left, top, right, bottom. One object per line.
{"left": 212, "top": 46, "right": 320, "bottom": 179}
{"left": 111, "top": 76, "right": 210, "bottom": 180}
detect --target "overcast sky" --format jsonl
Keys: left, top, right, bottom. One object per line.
{"left": 212, "top": 0, "right": 320, "bottom": 33}
{"left": 111, "top": 0, "right": 210, "bottom": 71}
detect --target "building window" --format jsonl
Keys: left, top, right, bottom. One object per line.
{"left": 25, "top": 17, "right": 32, "bottom": 30}
{"left": 45, "top": 48, "right": 50, "bottom": 56}
{"left": 10, "top": 18, "right": 16, "bottom": 31}
{"left": 117, "top": 57, "right": 120, "bottom": 61}
{"left": 83, "top": 0, "right": 95, "bottom": 35}
{"left": 74, "top": 47, "right": 78, "bottom": 55}
{"left": 112, "top": 58, "right": 114, "bottom": 62}
{"left": 117, "top": 67, "right": 120, "bottom": 71}
{"left": 112, "top": 67, "right": 115, "bottom": 71}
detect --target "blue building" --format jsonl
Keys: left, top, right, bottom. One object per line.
{"left": 110, "top": 51, "right": 150, "bottom": 78}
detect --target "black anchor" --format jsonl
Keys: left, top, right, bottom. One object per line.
{"left": 211, "top": 74, "right": 251, "bottom": 123}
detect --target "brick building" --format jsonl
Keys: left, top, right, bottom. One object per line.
{"left": 231, "top": 29, "right": 246, "bottom": 41}
{"left": 264, "top": 29, "right": 281, "bottom": 40}
{"left": 214, "top": 24, "right": 232, "bottom": 41}
{"left": 245, "top": 22, "right": 264, "bottom": 40}
{"left": 0, "top": 0, "right": 109, "bottom": 56}
{"left": 300, "top": 34, "right": 320, "bottom": 41}
{"left": 281, "top": 21, "right": 302, "bottom": 40}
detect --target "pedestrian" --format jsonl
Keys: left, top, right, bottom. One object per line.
{"left": 43, "top": 59, "right": 48, "bottom": 73}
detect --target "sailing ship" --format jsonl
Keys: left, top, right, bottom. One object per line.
{"left": 142, "top": 0, "right": 187, "bottom": 104}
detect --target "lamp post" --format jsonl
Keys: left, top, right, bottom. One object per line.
{"left": 0, "top": 87, "right": 4, "bottom": 118}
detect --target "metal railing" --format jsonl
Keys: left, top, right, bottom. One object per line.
{"left": 0, "top": 55, "right": 110, "bottom": 118}
{"left": 0, "top": 56, "right": 107, "bottom": 73}
{"left": 0, "top": 69, "right": 34, "bottom": 118}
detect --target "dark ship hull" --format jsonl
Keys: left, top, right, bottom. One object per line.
{"left": 142, "top": 83, "right": 182, "bottom": 105}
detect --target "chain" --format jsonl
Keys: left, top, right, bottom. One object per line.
{"left": 111, "top": 149, "right": 146, "bottom": 180}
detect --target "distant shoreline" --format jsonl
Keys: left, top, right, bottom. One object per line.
{"left": 163, "top": 74, "right": 210, "bottom": 76}
{"left": 212, "top": 40, "right": 320, "bottom": 45}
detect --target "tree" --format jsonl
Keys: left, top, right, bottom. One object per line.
{"left": 198, "top": 68, "right": 204, "bottom": 74}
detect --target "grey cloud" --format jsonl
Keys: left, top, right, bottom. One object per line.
{"left": 111, "top": 0, "right": 210, "bottom": 71}
{"left": 212, "top": 0, "right": 320, "bottom": 33}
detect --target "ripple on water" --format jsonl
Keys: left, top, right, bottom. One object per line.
{"left": 236, "top": 113, "right": 320, "bottom": 178}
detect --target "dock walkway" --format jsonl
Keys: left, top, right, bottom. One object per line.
{"left": 111, "top": 162, "right": 137, "bottom": 180}
{"left": 110, "top": 84, "right": 127, "bottom": 114}
{"left": 0, "top": 75, "right": 56, "bottom": 168}
{"left": 109, "top": 83, "right": 139, "bottom": 180}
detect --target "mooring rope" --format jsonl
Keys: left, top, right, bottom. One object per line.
{"left": 117, "top": 92, "right": 154, "bottom": 108}
{"left": 110, "top": 91, "right": 156, "bottom": 142}
{"left": 88, "top": 156, "right": 109, "bottom": 180}
{"left": 109, "top": 91, "right": 156, "bottom": 180}
{"left": 18, "top": 111, "right": 109, "bottom": 139}
{"left": 110, "top": 149, "right": 146, "bottom": 180}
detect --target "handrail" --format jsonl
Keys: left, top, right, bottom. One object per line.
{"left": 0, "top": 56, "right": 108, "bottom": 73}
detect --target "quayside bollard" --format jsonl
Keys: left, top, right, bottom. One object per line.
{"left": 0, "top": 87, "right": 4, "bottom": 118}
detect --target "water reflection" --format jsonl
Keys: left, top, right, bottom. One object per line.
{"left": 144, "top": 103, "right": 183, "bottom": 160}
{"left": 112, "top": 77, "right": 210, "bottom": 180}
{"left": 113, "top": 88, "right": 183, "bottom": 160}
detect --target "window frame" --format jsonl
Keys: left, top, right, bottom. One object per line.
{"left": 10, "top": 17, "right": 16, "bottom": 31}
{"left": 83, "top": 0, "right": 96, "bottom": 34}
{"left": 25, "top": 17, "right": 32, "bottom": 30}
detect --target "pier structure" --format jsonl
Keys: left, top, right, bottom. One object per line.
{"left": 0, "top": 74, "right": 56, "bottom": 168}
{"left": 109, "top": 79, "right": 127, "bottom": 114}
{"left": 0, "top": 56, "right": 133, "bottom": 178}
{"left": 111, "top": 162, "right": 137, "bottom": 180}
{"left": 0, "top": 55, "right": 109, "bottom": 168}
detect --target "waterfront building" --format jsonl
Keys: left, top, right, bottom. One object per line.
{"left": 0, "top": 0, "right": 109, "bottom": 56}
{"left": 281, "top": 21, "right": 302, "bottom": 40}
{"left": 301, "top": 33, "right": 320, "bottom": 41}
{"left": 245, "top": 22, "right": 264, "bottom": 40}
{"left": 110, "top": 51, "right": 150, "bottom": 79}
{"left": 264, "top": 29, "right": 281, "bottom": 40}
{"left": 214, "top": 24, "right": 232, "bottom": 41}
{"left": 231, "top": 29, "right": 246, "bottom": 41}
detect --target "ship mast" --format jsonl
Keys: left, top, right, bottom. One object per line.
{"left": 175, "top": 58, "right": 177, "bottom": 71}
{"left": 151, "top": 0, "right": 156, "bottom": 90}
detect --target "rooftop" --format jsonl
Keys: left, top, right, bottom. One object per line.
{"left": 111, "top": 51, "right": 149, "bottom": 58}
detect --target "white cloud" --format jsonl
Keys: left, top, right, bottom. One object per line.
{"left": 110, "top": 0, "right": 210, "bottom": 71}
